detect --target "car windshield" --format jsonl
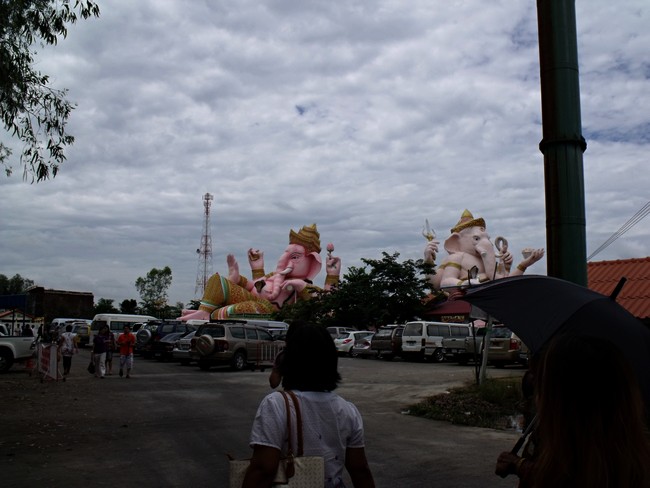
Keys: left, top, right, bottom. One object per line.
{"left": 200, "top": 325, "right": 226, "bottom": 338}
{"left": 181, "top": 331, "right": 196, "bottom": 340}
{"left": 403, "top": 323, "right": 422, "bottom": 335}
{"left": 374, "top": 329, "right": 393, "bottom": 338}
{"left": 161, "top": 333, "right": 184, "bottom": 342}
{"left": 490, "top": 327, "right": 512, "bottom": 338}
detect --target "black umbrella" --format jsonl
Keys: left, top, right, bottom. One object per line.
{"left": 462, "top": 274, "right": 650, "bottom": 410}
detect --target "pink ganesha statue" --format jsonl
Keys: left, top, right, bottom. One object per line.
{"left": 180, "top": 224, "right": 341, "bottom": 321}
{"left": 424, "top": 209, "right": 545, "bottom": 290}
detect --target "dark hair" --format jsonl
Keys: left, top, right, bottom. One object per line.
{"left": 534, "top": 334, "right": 650, "bottom": 487}
{"left": 65, "top": 324, "right": 73, "bottom": 332}
{"left": 280, "top": 323, "right": 341, "bottom": 392}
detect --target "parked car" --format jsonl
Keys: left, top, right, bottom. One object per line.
{"left": 440, "top": 323, "right": 474, "bottom": 363}
{"left": 326, "top": 326, "right": 356, "bottom": 339}
{"left": 484, "top": 326, "right": 528, "bottom": 367}
{"left": 462, "top": 326, "right": 528, "bottom": 367}
{"left": 71, "top": 321, "right": 91, "bottom": 347}
{"left": 245, "top": 320, "right": 290, "bottom": 339}
{"left": 370, "top": 325, "right": 404, "bottom": 360}
{"left": 150, "top": 332, "right": 188, "bottom": 361}
{"left": 351, "top": 333, "right": 377, "bottom": 358}
{"left": 172, "top": 330, "right": 197, "bottom": 365}
{"left": 518, "top": 342, "right": 530, "bottom": 367}
{"left": 334, "top": 331, "right": 373, "bottom": 356}
{"left": 135, "top": 320, "right": 195, "bottom": 358}
{"left": 190, "top": 320, "right": 284, "bottom": 371}
{"left": 401, "top": 321, "right": 456, "bottom": 362}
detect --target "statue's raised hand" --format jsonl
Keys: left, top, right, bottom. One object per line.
{"left": 520, "top": 248, "right": 545, "bottom": 268}
{"left": 424, "top": 240, "right": 440, "bottom": 263}
{"left": 326, "top": 254, "right": 341, "bottom": 276}
{"left": 248, "top": 248, "right": 264, "bottom": 271}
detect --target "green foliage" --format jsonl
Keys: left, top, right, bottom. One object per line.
{"left": 160, "top": 302, "right": 184, "bottom": 320}
{"left": 119, "top": 299, "right": 138, "bottom": 314}
{"left": 409, "top": 377, "right": 524, "bottom": 429}
{"left": 0, "top": 0, "right": 100, "bottom": 181}
{"left": 94, "top": 297, "right": 118, "bottom": 314}
{"left": 275, "top": 252, "right": 434, "bottom": 329}
{"left": 0, "top": 273, "right": 35, "bottom": 294}
{"left": 135, "top": 266, "right": 173, "bottom": 316}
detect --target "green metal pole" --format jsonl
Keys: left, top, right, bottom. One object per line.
{"left": 536, "top": 0, "right": 588, "bottom": 285}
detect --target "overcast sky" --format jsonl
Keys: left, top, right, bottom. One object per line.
{"left": 1, "top": 0, "right": 648, "bottom": 308}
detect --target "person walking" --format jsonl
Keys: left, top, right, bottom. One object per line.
{"left": 104, "top": 329, "right": 116, "bottom": 375}
{"left": 91, "top": 325, "right": 109, "bottom": 379}
{"left": 58, "top": 324, "right": 78, "bottom": 377}
{"left": 243, "top": 323, "right": 375, "bottom": 488}
{"left": 116, "top": 325, "right": 136, "bottom": 378}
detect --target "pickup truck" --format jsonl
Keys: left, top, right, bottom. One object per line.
{"left": 0, "top": 336, "right": 37, "bottom": 372}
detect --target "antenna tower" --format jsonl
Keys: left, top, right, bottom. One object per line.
{"left": 195, "top": 193, "right": 213, "bottom": 297}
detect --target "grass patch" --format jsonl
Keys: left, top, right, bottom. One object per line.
{"left": 408, "top": 376, "right": 524, "bottom": 429}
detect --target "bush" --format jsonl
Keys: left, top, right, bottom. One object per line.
{"left": 408, "top": 377, "right": 524, "bottom": 429}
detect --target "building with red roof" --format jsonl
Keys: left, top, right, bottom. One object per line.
{"left": 588, "top": 256, "right": 650, "bottom": 326}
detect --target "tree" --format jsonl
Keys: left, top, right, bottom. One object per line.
{"left": 120, "top": 299, "right": 138, "bottom": 314}
{"left": 135, "top": 266, "right": 172, "bottom": 317}
{"left": 0, "top": 273, "right": 35, "bottom": 294}
{"left": 94, "top": 297, "right": 118, "bottom": 314}
{"left": 275, "top": 252, "right": 435, "bottom": 329}
{"left": 0, "top": 0, "right": 100, "bottom": 181}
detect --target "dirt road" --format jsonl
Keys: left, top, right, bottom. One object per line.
{"left": 0, "top": 348, "right": 525, "bottom": 487}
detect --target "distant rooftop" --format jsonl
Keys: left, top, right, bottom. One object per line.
{"left": 588, "top": 257, "right": 650, "bottom": 321}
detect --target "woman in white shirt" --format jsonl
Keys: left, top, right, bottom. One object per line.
{"left": 243, "top": 323, "right": 375, "bottom": 488}
{"left": 58, "top": 324, "right": 78, "bottom": 376}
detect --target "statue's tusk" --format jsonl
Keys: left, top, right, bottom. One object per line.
{"left": 278, "top": 266, "right": 293, "bottom": 276}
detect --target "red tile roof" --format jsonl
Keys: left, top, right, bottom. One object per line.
{"left": 588, "top": 257, "right": 650, "bottom": 320}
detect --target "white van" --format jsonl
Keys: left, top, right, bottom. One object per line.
{"left": 90, "top": 313, "right": 157, "bottom": 342}
{"left": 401, "top": 321, "right": 471, "bottom": 362}
{"left": 51, "top": 318, "right": 83, "bottom": 330}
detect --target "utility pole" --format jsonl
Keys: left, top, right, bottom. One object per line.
{"left": 537, "top": 0, "right": 588, "bottom": 285}
{"left": 195, "top": 193, "right": 213, "bottom": 297}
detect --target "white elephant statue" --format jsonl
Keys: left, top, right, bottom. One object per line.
{"left": 424, "top": 210, "right": 544, "bottom": 290}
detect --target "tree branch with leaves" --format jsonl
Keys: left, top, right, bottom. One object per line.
{"left": 135, "top": 266, "right": 173, "bottom": 318}
{"left": 0, "top": 0, "right": 100, "bottom": 182}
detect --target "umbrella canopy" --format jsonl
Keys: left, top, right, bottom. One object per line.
{"left": 462, "top": 274, "right": 650, "bottom": 409}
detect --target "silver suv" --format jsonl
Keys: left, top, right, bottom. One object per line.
{"left": 190, "top": 320, "right": 284, "bottom": 371}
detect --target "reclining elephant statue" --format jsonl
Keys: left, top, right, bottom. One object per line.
{"left": 180, "top": 224, "right": 341, "bottom": 320}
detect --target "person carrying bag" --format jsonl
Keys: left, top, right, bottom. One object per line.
{"left": 237, "top": 323, "right": 375, "bottom": 488}
{"left": 229, "top": 390, "right": 324, "bottom": 487}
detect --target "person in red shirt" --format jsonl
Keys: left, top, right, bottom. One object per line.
{"left": 116, "top": 325, "right": 136, "bottom": 378}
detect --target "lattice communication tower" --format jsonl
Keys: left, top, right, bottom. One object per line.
{"left": 195, "top": 193, "right": 213, "bottom": 297}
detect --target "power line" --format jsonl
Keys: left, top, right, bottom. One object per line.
{"left": 587, "top": 201, "right": 650, "bottom": 261}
